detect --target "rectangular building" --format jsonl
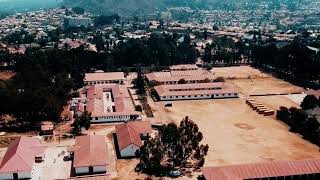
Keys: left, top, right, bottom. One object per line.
{"left": 68, "top": 135, "right": 108, "bottom": 176}
{"left": 201, "top": 158, "right": 320, "bottom": 180}
{"left": 84, "top": 72, "right": 125, "bottom": 86}
{"left": 115, "top": 121, "right": 152, "bottom": 157}
{"left": 146, "top": 69, "right": 215, "bottom": 85}
{"left": 169, "top": 64, "right": 199, "bottom": 71}
{"left": 72, "top": 84, "right": 141, "bottom": 123}
{"left": 0, "top": 137, "right": 46, "bottom": 180}
{"left": 154, "top": 82, "right": 239, "bottom": 101}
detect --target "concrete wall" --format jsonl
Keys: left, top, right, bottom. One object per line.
{"left": 75, "top": 167, "right": 89, "bottom": 175}
{"left": 85, "top": 80, "right": 124, "bottom": 86}
{"left": 93, "top": 165, "right": 106, "bottom": 173}
{"left": 91, "top": 115, "right": 142, "bottom": 123}
{"left": 159, "top": 93, "right": 239, "bottom": 101}
{"left": 0, "top": 173, "right": 13, "bottom": 180}
{"left": 120, "top": 144, "right": 140, "bottom": 157}
{"left": 17, "top": 172, "right": 31, "bottom": 179}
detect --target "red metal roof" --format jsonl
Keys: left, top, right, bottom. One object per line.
{"left": 202, "top": 158, "right": 320, "bottom": 180}
{"left": 115, "top": 121, "right": 152, "bottom": 150}
{"left": 71, "top": 135, "right": 108, "bottom": 168}
{"left": 84, "top": 72, "right": 125, "bottom": 82}
{"left": 0, "top": 136, "right": 45, "bottom": 173}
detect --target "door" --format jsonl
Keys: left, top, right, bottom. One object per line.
{"left": 89, "top": 166, "right": 93, "bottom": 174}
{"left": 13, "top": 173, "right": 18, "bottom": 180}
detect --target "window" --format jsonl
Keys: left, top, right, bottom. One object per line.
{"left": 170, "top": 96, "right": 173, "bottom": 98}
{"left": 188, "top": 95, "right": 191, "bottom": 97}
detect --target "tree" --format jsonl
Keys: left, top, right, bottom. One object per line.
{"left": 71, "top": 111, "right": 91, "bottom": 135}
{"left": 137, "top": 116, "right": 209, "bottom": 175}
{"left": 276, "top": 106, "right": 290, "bottom": 122}
{"left": 301, "top": 95, "right": 318, "bottom": 110}
{"left": 134, "top": 70, "right": 146, "bottom": 95}
{"left": 178, "top": 79, "right": 186, "bottom": 84}
{"left": 214, "top": 77, "right": 225, "bottom": 82}
{"left": 72, "top": 7, "right": 85, "bottom": 14}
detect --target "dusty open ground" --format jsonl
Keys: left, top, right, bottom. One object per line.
{"left": 148, "top": 98, "right": 320, "bottom": 168}
{"left": 212, "top": 66, "right": 271, "bottom": 79}
{"left": 212, "top": 66, "right": 304, "bottom": 96}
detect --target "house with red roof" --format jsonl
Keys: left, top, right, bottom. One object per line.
{"left": 71, "top": 84, "right": 141, "bottom": 123}
{"left": 115, "top": 121, "right": 152, "bottom": 157}
{"left": 0, "top": 136, "right": 46, "bottom": 180}
{"left": 68, "top": 135, "right": 109, "bottom": 176}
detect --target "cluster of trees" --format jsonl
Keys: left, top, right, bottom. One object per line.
{"left": 94, "top": 14, "right": 120, "bottom": 26}
{"left": 301, "top": 95, "right": 320, "bottom": 110}
{"left": 137, "top": 116, "right": 209, "bottom": 176}
{"left": 71, "top": 111, "right": 91, "bottom": 135}
{"left": 112, "top": 33, "right": 197, "bottom": 67}
{"left": 276, "top": 95, "right": 320, "bottom": 146}
{"left": 71, "top": 7, "right": 85, "bottom": 14}
{"left": 0, "top": 47, "right": 108, "bottom": 125}
{"left": 202, "top": 37, "right": 247, "bottom": 65}
{"left": 251, "top": 40, "right": 320, "bottom": 87}
{"left": 3, "top": 30, "right": 35, "bottom": 44}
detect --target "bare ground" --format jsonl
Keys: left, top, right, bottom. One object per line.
{"left": 148, "top": 98, "right": 320, "bottom": 168}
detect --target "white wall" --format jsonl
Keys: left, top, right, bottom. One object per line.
{"left": 18, "top": 172, "right": 31, "bottom": 179}
{"left": 75, "top": 167, "right": 89, "bottom": 175}
{"left": 160, "top": 94, "right": 211, "bottom": 101}
{"left": 93, "top": 165, "right": 106, "bottom": 173}
{"left": 0, "top": 173, "right": 13, "bottom": 180}
{"left": 160, "top": 93, "right": 239, "bottom": 101}
{"left": 85, "top": 80, "right": 124, "bottom": 86}
{"left": 91, "top": 115, "right": 141, "bottom": 123}
{"left": 120, "top": 144, "right": 140, "bottom": 157}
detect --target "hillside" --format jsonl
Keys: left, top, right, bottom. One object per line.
{"left": 62, "top": 0, "right": 242, "bottom": 15}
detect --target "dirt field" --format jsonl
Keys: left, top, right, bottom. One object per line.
{"left": 230, "top": 78, "right": 304, "bottom": 96}
{"left": 148, "top": 98, "right": 320, "bottom": 168}
{"left": 212, "top": 66, "right": 304, "bottom": 96}
{"left": 212, "top": 66, "right": 271, "bottom": 79}
{"left": 254, "top": 95, "right": 300, "bottom": 110}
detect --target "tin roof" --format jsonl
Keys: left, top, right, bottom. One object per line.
{"left": 202, "top": 158, "right": 320, "bottom": 180}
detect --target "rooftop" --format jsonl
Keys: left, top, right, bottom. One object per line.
{"left": 154, "top": 82, "right": 239, "bottom": 96}
{"left": 85, "top": 84, "right": 139, "bottom": 117}
{"left": 0, "top": 136, "right": 46, "bottom": 173}
{"left": 202, "top": 158, "right": 320, "bottom": 180}
{"left": 169, "top": 64, "right": 199, "bottom": 70}
{"left": 84, "top": 72, "right": 125, "bottom": 82}
{"left": 69, "top": 135, "right": 108, "bottom": 168}
{"left": 146, "top": 70, "right": 215, "bottom": 82}
{"left": 115, "top": 121, "right": 152, "bottom": 150}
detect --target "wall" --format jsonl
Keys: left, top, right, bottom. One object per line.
{"left": 159, "top": 93, "right": 239, "bottom": 101}
{"left": 91, "top": 115, "right": 142, "bottom": 123}
{"left": 85, "top": 80, "right": 124, "bottom": 86}
{"left": 75, "top": 167, "right": 89, "bottom": 175}
{"left": 160, "top": 94, "right": 212, "bottom": 101}
{"left": 17, "top": 172, "right": 31, "bottom": 179}
{"left": 0, "top": 173, "right": 13, "bottom": 180}
{"left": 93, "top": 165, "right": 106, "bottom": 173}
{"left": 120, "top": 144, "right": 140, "bottom": 157}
